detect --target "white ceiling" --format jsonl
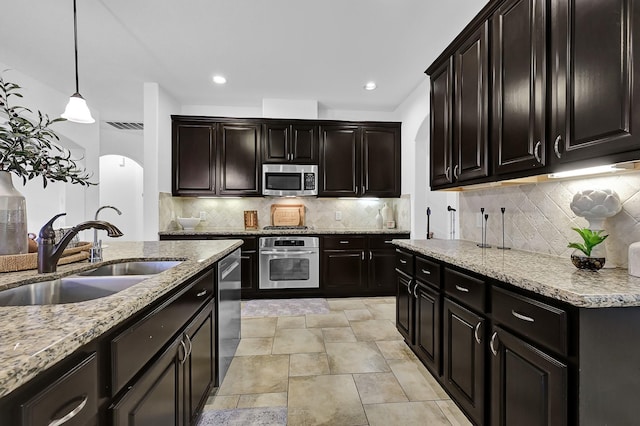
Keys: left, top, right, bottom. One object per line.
{"left": 1, "top": 0, "right": 487, "bottom": 122}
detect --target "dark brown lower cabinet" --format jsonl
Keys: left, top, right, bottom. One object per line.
{"left": 490, "top": 326, "right": 567, "bottom": 426}
{"left": 414, "top": 282, "right": 441, "bottom": 377}
{"left": 443, "top": 297, "right": 486, "bottom": 425}
{"left": 112, "top": 300, "right": 215, "bottom": 426}
{"left": 395, "top": 269, "right": 413, "bottom": 342}
{"left": 322, "top": 249, "right": 366, "bottom": 296}
{"left": 368, "top": 248, "right": 397, "bottom": 293}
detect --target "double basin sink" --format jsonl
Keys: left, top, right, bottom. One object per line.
{"left": 0, "top": 261, "right": 182, "bottom": 306}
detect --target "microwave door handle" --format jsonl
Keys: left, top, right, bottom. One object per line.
{"left": 260, "top": 250, "right": 316, "bottom": 255}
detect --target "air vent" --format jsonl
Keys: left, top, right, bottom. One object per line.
{"left": 106, "top": 122, "right": 143, "bottom": 130}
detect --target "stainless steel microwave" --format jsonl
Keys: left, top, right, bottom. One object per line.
{"left": 262, "top": 164, "right": 318, "bottom": 197}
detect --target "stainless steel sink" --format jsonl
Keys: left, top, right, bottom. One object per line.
{"left": 0, "top": 276, "right": 147, "bottom": 306}
{"left": 76, "top": 261, "right": 182, "bottom": 277}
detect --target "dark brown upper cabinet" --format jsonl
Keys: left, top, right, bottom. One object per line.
{"left": 492, "top": 0, "right": 546, "bottom": 176}
{"left": 217, "top": 122, "right": 262, "bottom": 196}
{"left": 428, "top": 20, "right": 489, "bottom": 189}
{"left": 172, "top": 121, "right": 216, "bottom": 196}
{"left": 549, "top": 0, "right": 640, "bottom": 167}
{"left": 319, "top": 123, "right": 401, "bottom": 197}
{"left": 263, "top": 122, "right": 318, "bottom": 164}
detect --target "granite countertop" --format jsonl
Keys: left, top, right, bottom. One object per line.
{"left": 159, "top": 227, "right": 411, "bottom": 236}
{"left": 0, "top": 239, "right": 242, "bottom": 398}
{"left": 393, "top": 239, "right": 640, "bottom": 309}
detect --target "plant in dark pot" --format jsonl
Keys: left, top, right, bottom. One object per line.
{"left": 0, "top": 73, "right": 94, "bottom": 255}
{"left": 568, "top": 227, "right": 608, "bottom": 271}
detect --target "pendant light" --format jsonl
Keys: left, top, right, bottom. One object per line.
{"left": 61, "top": 0, "right": 95, "bottom": 123}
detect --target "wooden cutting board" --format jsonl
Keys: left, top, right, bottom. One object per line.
{"left": 271, "top": 204, "right": 305, "bottom": 226}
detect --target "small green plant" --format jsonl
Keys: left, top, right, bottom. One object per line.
{"left": 567, "top": 227, "right": 608, "bottom": 257}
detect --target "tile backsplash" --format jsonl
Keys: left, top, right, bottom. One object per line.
{"left": 459, "top": 171, "right": 640, "bottom": 268}
{"left": 160, "top": 194, "right": 411, "bottom": 232}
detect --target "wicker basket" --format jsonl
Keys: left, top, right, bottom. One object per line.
{"left": 0, "top": 242, "right": 92, "bottom": 273}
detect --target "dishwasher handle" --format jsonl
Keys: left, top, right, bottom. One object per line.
{"left": 220, "top": 259, "right": 240, "bottom": 280}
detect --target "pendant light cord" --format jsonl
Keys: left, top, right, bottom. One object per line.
{"left": 72, "top": 0, "right": 79, "bottom": 94}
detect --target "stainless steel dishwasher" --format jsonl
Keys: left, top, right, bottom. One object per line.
{"left": 217, "top": 248, "right": 241, "bottom": 386}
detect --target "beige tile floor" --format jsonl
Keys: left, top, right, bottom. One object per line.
{"left": 204, "top": 297, "right": 471, "bottom": 426}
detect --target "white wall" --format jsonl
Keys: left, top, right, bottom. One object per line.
{"left": 100, "top": 126, "right": 144, "bottom": 166}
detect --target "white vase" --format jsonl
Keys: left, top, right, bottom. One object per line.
{"left": 380, "top": 202, "right": 393, "bottom": 223}
{"left": 375, "top": 210, "right": 383, "bottom": 229}
{"left": 0, "top": 171, "right": 28, "bottom": 255}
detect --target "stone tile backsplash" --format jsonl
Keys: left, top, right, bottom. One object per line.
{"left": 159, "top": 193, "right": 411, "bottom": 233}
{"left": 459, "top": 171, "right": 640, "bottom": 268}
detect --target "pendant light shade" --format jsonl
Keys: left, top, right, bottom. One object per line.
{"left": 62, "top": 0, "right": 95, "bottom": 124}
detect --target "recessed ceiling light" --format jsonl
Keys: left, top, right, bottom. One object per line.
{"left": 364, "top": 81, "right": 377, "bottom": 91}
{"left": 212, "top": 75, "right": 227, "bottom": 85}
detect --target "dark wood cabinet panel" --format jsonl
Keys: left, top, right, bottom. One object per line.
{"left": 172, "top": 123, "right": 216, "bottom": 195}
{"left": 218, "top": 123, "right": 261, "bottom": 195}
{"left": 415, "top": 282, "right": 441, "bottom": 377}
{"left": 368, "top": 249, "right": 396, "bottom": 294}
{"left": 291, "top": 124, "right": 317, "bottom": 163}
{"left": 550, "top": 0, "right": 640, "bottom": 166}
{"left": 492, "top": 0, "right": 546, "bottom": 176}
{"left": 319, "top": 125, "right": 360, "bottom": 197}
{"left": 430, "top": 59, "right": 454, "bottom": 188}
{"left": 240, "top": 250, "right": 257, "bottom": 292}
{"left": 454, "top": 21, "right": 489, "bottom": 182}
{"left": 361, "top": 126, "right": 401, "bottom": 197}
{"left": 322, "top": 249, "right": 366, "bottom": 295}
{"left": 263, "top": 123, "right": 318, "bottom": 164}
{"left": 396, "top": 269, "right": 413, "bottom": 343}
{"left": 443, "top": 298, "right": 485, "bottom": 425}
{"left": 490, "top": 326, "right": 567, "bottom": 426}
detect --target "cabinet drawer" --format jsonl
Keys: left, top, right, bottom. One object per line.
{"left": 368, "top": 235, "right": 408, "bottom": 249}
{"left": 444, "top": 268, "right": 485, "bottom": 312}
{"left": 323, "top": 236, "right": 366, "bottom": 250}
{"left": 415, "top": 256, "right": 440, "bottom": 288}
{"left": 492, "top": 286, "right": 568, "bottom": 356}
{"left": 21, "top": 353, "right": 97, "bottom": 426}
{"left": 111, "top": 269, "right": 214, "bottom": 395}
{"left": 395, "top": 249, "right": 414, "bottom": 275}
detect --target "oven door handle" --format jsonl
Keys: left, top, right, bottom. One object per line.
{"left": 260, "top": 250, "right": 317, "bottom": 255}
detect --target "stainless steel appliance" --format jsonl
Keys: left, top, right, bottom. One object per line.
{"left": 262, "top": 164, "right": 318, "bottom": 197}
{"left": 217, "top": 248, "right": 241, "bottom": 386}
{"left": 259, "top": 236, "right": 320, "bottom": 289}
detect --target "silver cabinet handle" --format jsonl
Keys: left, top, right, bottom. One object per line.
{"left": 474, "top": 322, "right": 482, "bottom": 344}
{"left": 406, "top": 279, "right": 413, "bottom": 295}
{"left": 361, "top": 251, "right": 365, "bottom": 260}
{"left": 185, "top": 334, "right": 193, "bottom": 358}
{"left": 445, "top": 166, "right": 451, "bottom": 180}
{"left": 553, "top": 135, "right": 562, "bottom": 158}
{"left": 384, "top": 240, "right": 392, "bottom": 244}
{"left": 399, "top": 259, "right": 407, "bottom": 264}
{"left": 490, "top": 331, "right": 499, "bottom": 356}
{"left": 534, "top": 141, "right": 541, "bottom": 163}
{"left": 48, "top": 395, "right": 88, "bottom": 426}
{"left": 362, "top": 185, "right": 365, "bottom": 195}
{"left": 413, "top": 282, "right": 418, "bottom": 298}
{"left": 369, "top": 251, "right": 372, "bottom": 261}
{"left": 196, "top": 289, "right": 207, "bottom": 297}
{"left": 453, "top": 164, "right": 459, "bottom": 179}
{"left": 512, "top": 310, "right": 535, "bottom": 322}
{"left": 421, "top": 269, "right": 431, "bottom": 275}
{"left": 339, "top": 240, "right": 350, "bottom": 244}
{"left": 179, "top": 339, "right": 188, "bottom": 365}
{"left": 455, "top": 285, "right": 469, "bottom": 293}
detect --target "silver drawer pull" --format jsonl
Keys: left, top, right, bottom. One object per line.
{"left": 399, "top": 259, "right": 407, "bottom": 264}
{"left": 48, "top": 395, "right": 88, "bottom": 426}
{"left": 455, "top": 285, "right": 469, "bottom": 293}
{"left": 474, "top": 322, "right": 482, "bottom": 344}
{"left": 385, "top": 240, "right": 392, "bottom": 244}
{"left": 196, "top": 290, "right": 207, "bottom": 297}
{"left": 407, "top": 279, "right": 413, "bottom": 295}
{"left": 179, "top": 339, "right": 188, "bottom": 364}
{"left": 421, "top": 269, "right": 431, "bottom": 275}
{"left": 490, "top": 331, "right": 499, "bottom": 356}
{"left": 512, "top": 310, "right": 535, "bottom": 322}
{"left": 339, "top": 240, "right": 350, "bottom": 244}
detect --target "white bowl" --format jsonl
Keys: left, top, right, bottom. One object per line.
{"left": 177, "top": 217, "right": 201, "bottom": 230}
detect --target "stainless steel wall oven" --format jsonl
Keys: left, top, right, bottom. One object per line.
{"left": 258, "top": 236, "right": 320, "bottom": 289}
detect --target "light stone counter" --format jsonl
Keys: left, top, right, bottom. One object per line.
{"left": 0, "top": 239, "right": 242, "bottom": 398}
{"left": 393, "top": 239, "right": 640, "bottom": 308}
{"left": 159, "top": 228, "right": 410, "bottom": 237}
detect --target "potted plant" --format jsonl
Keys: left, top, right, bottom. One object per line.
{"left": 567, "top": 227, "right": 608, "bottom": 270}
{"left": 0, "top": 73, "right": 94, "bottom": 255}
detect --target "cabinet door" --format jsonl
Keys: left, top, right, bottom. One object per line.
{"left": 415, "top": 283, "right": 441, "bottom": 378}
{"left": 368, "top": 249, "right": 397, "bottom": 295}
{"left": 290, "top": 124, "right": 318, "bottom": 164}
{"left": 172, "top": 122, "right": 216, "bottom": 195}
{"left": 430, "top": 59, "right": 454, "bottom": 188}
{"left": 184, "top": 301, "right": 215, "bottom": 425}
{"left": 395, "top": 269, "right": 413, "bottom": 343}
{"left": 319, "top": 125, "right": 359, "bottom": 197}
{"left": 263, "top": 123, "right": 289, "bottom": 163}
{"left": 240, "top": 250, "right": 257, "bottom": 292}
{"left": 443, "top": 298, "right": 485, "bottom": 425}
{"left": 454, "top": 21, "right": 489, "bottom": 182}
{"left": 361, "top": 126, "right": 401, "bottom": 197}
{"left": 492, "top": 0, "right": 546, "bottom": 175}
{"left": 322, "top": 249, "right": 365, "bottom": 295}
{"left": 490, "top": 326, "right": 567, "bottom": 426}
{"left": 550, "top": 0, "right": 640, "bottom": 165}
{"left": 218, "top": 123, "right": 261, "bottom": 195}
{"left": 112, "top": 336, "right": 184, "bottom": 426}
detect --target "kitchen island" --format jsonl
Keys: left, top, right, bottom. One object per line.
{"left": 0, "top": 239, "right": 242, "bottom": 425}
{"left": 393, "top": 239, "right": 640, "bottom": 426}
